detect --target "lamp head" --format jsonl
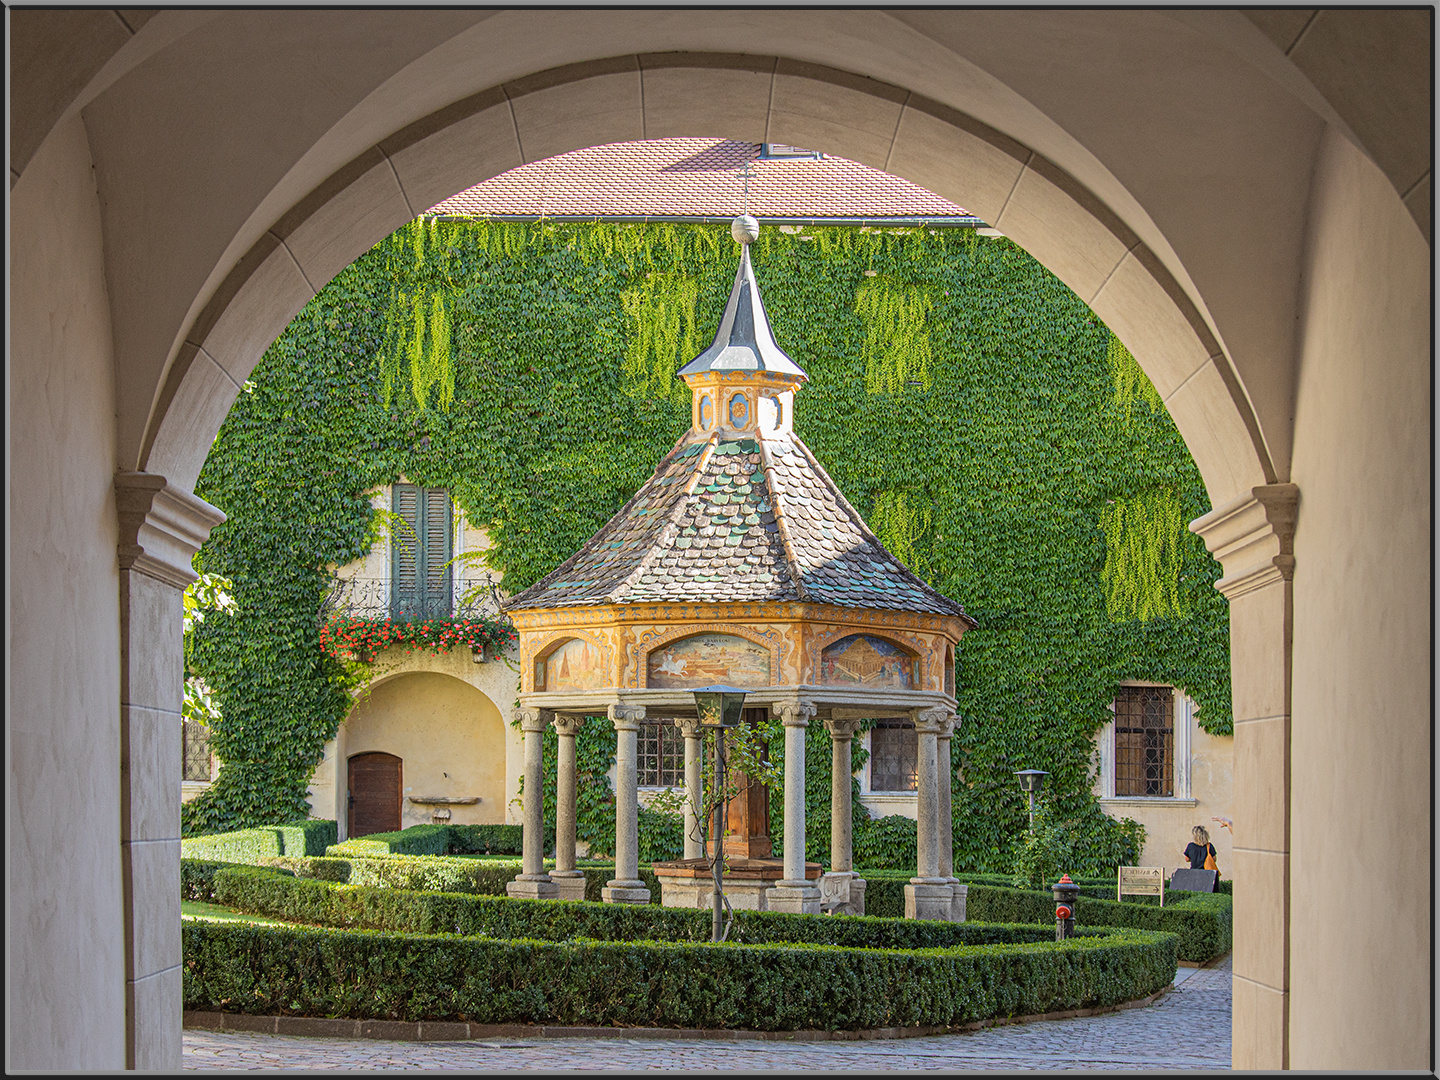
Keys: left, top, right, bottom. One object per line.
{"left": 692, "top": 685, "right": 749, "bottom": 728}
{"left": 1014, "top": 768, "right": 1049, "bottom": 793}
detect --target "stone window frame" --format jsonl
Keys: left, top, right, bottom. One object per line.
{"left": 1096, "top": 681, "right": 1196, "bottom": 806}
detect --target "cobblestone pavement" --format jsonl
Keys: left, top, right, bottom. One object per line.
{"left": 184, "top": 955, "right": 1231, "bottom": 1072}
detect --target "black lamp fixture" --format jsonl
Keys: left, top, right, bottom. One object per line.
{"left": 692, "top": 685, "right": 748, "bottom": 941}
{"left": 1014, "top": 768, "right": 1049, "bottom": 830}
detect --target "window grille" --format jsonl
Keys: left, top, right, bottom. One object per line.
{"left": 182, "top": 719, "right": 212, "bottom": 782}
{"left": 1114, "top": 686, "right": 1174, "bottom": 796}
{"left": 391, "top": 484, "right": 453, "bottom": 618}
{"left": 638, "top": 719, "right": 686, "bottom": 788}
{"left": 870, "top": 719, "right": 918, "bottom": 792}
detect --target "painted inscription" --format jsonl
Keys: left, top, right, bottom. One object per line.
{"left": 538, "top": 637, "right": 606, "bottom": 691}
{"left": 819, "top": 634, "right": 916, "bottom": 689}
{"left": 647, "top": 632, "right": 770, "bottom": 689}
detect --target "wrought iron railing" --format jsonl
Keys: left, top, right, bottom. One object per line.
{"left": 320, "top": 574, "right": 507, "bottom": 621}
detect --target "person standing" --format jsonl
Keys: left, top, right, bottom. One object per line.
{"left": 1182, "top": 824, "right": 1218, "bottom": 874}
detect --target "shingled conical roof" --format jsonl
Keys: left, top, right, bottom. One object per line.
{"left": 505, "top": 222, "right": 973, "bottom": 625}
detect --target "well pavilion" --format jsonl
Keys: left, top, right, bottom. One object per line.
{"left": 504, "top": 217, "right": 976, "bottom": 919}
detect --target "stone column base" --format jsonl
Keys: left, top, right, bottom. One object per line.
{"left": 600, "top": 879, "right": 652, "bottom": 905}
{"left": 819, "top": 871, "right": 867, "bottom": 916}
{"left": 905, "top": 880, "right": 953, "bottom": 920}
{"left": 550, "top": 870, "right": 587, "bottom": 902}
{"left": 506, "top": 875, "right": 559, "bottom": 900}
{"left": 766, "top": 881, "right": 822, "bottom": 914}
{"left": 950, "top": 880, "right": 967, "bottom": 922}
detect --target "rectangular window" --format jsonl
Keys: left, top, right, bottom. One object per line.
{"left": 638, "top": 719, "right": 686, "bottom": 788}
{"left": 870, "top": 719, "right": 918, "bottom": 792}
{"left": 1114, "top": 686, "right": 1174, "bottom": 796}
{"left": 392, "top": 484, "right": 453, "bottom": 618}
{"left": 182, "top": 719, "right": 212, "bottom": 782}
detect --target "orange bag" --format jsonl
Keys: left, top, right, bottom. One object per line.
{"left": 1204, "top": 846, "right": 1219, "bottom": 873}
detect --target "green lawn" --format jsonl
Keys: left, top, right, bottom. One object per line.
{"left": 182, "top": 899, "right": 296, "bottom": 927}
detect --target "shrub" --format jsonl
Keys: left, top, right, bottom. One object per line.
{"left": 182, "top": 917, "right": 1177, "bottom": 1030}
{"left": 267, "top": 855, "right": 521, "bottom": 896}
{"left": 446, "top": 824, "right": 525, "bottom": 855}
{"left": 181, "top": 820, "right": 336, "bottom": 863}
{"left": 327, "top": 823, "right": 550, "bottom": 858}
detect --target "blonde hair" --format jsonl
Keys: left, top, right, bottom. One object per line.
{"left": 1192, "top": 825, "right": 1210, "bottom": 843}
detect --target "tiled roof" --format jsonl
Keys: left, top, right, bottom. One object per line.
{"left": 427, "top": 138, "right": 977, "bottom": 221}
{"left": 505, "top": 430, "right": 974, "bottom": 622}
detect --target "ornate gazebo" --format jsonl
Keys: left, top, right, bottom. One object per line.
{"left": 504, "top": 217, "right": 976, "bottom": 918}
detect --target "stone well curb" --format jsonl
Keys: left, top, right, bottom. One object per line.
{"left": 182, "top": 982, "right": 1174, "bottom": 1044}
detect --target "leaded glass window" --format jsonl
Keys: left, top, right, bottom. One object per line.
{"left": 870, "top": 719, "right": 918, "bottom": 792}
{"left": 1114, "top": 686, "right": 1174, "bottom": 796}
{"left": 638, "top": 718, "right": 685, "bottom": 788}
{"left": 182, "top": 719, "right": 212, "bottom": 782}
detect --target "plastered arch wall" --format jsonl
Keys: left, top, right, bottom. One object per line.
{"left": 309, "top": 646, "right": 519, "bottom": 837}
{"left": 140, "top": 54, "right": 1272, "bottom": 507}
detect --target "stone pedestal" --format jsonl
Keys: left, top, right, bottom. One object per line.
{"left": 950, "top": 882, "right": 968, "bottom": 922}
{"left": 766, "top": 882, "right": 823, "bottom": 914}
{"left": 550, "top": 869, "right": 587, "bottom": 902}
{"left": 819, "top": 869, "right": 867, "bottom": 915}
{"left": 652, "top": 856, "right": 822, "bottom": 911}
{"left": 599, "top": 882, "right": 651, "bottom": 904}
{"left": 507, "top": 876, "right": 560, "bottom": 900}
{"left": 905, "top": 880, "right": 954, "bottom": 920}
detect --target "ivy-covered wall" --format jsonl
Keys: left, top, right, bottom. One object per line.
{"left": 186, "top": 220, "right": 1228, "bottom": 874}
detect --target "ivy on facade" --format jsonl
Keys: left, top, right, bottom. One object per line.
{"left": 185, "top": 219, "right": 1229, "bottom": 873}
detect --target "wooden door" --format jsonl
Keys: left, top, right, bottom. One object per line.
{"left": 348, "top": 752, "right": 402, "bottom": 837}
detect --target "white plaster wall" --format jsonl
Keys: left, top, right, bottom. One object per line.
{"left": 6, "top": 115, "right": 127, "bottom": 1070}
{"left": 1286, "top": 129, "right": 1430, "bottom": 1070}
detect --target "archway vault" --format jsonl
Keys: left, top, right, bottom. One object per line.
{"left": 141, "top": 52, "right": 1274, "bottom": 508}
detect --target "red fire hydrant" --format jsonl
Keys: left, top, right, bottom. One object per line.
{"left": 1053, "top": 873, "right": 1080, "bottom": 941}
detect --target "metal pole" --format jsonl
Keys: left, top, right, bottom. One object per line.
{"left": 1028, "top": 791, "right": 1036, "bottom": 831}
{"left": 711, "top": 731, "right": 726, "bottom": 942}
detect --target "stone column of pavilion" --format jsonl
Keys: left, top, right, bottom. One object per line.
{"left": 937, "top": 712, "right": 965, "bottom": 920}
{"left": 601, "top": 704, "right": 652, "bottom": 904}
{"left": 506, "top": 708, "right": 559, "bottom": 900}
{"left": 821, "top": 717, "right": 866, "bottom": 915}
{"left": 549, "top": 714, "right": 588, "bottom": 901}
{"left": 906, "top": 706, "right": 955, "bottom": 920}
{"left": 767, "top": 701, "right": 821, "bottom": 913}
{"left": 677, "top": 715, "right": 706, "bottom": 860}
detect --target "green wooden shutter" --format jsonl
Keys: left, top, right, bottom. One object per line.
{"left": 423, "top": 486, "right": 452, "bottom": 616}
{"left": 391, "top": 484, "right": 421, "bottom": 616}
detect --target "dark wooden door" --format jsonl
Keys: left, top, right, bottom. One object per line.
{"left": 348, "top": 752, "right": 402, "bottom": 837}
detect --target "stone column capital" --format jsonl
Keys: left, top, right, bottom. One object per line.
{"left": 1190, "top": 483, "right": 1299, "bottom": 599}
{"left": 674, "top": 715, "right": 704, "bottom": 739}
{"left": 773, "top": 700, "right": 817, "bottom": 727}
{"left": 608, "top": 703, "right": 645, "bottom": 730}
{"left": 552, "top": 714, "right": 586, "bottom": 738}
{"left": 823, "top": 717, "right": 862, "bottom": 740}
{"left": 913, "top": 706, "right": 952, "bottom": 735}
{"left": 515, "top": 707, "right": 553, "bottom": 733}
{"left": 114, "top": 472, "right": 226, "bottom": 590}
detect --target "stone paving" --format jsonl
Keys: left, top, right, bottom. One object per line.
{"left": 183, "top": 955, "right": 1231, "bottom": 1072}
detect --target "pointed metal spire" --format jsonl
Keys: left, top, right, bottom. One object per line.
{"left": 677, "top": 217, "right": 808, "bottom": 381}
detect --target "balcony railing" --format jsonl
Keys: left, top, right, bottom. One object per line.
{"left": 321, "top": 574, "right": 506, "bottom": 622}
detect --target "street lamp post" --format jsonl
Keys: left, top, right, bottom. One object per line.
{"left": 693, "top": 685, "right": 748, "bottom": 942}
{"left": 1014, "top": 769, "right": 1049, "bottom": 830}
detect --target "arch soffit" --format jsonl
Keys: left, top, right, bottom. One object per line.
{"left": 143, "top": 52, "right": 1274, "bottom": 508}
{"left": 358, "top": 665, "right": 505, "bottom": 719}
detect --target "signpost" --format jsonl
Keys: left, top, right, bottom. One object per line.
{"left": 1117, "top": 865, "right": 1165, "bottom": 906}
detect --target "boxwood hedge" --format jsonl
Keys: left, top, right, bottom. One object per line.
{"left": 180, "top": 819, "right": 336, "bottom": 862}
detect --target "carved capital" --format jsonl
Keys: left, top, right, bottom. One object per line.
{"left": 608, "top": 703, "right": 645, "bottom": 730}
{"left": 552, "top": 714, "right": 586, "bottom": 738}
{"left": 515, "top": 707, "right": 553, "bottom": 734}
{"left": 1190, "top": 483, "right": 1298, "bottom": 599}
{"left": 115, "top": 472, "right": 226, "bottom": 590}
{"left": 773, "top": 700, "right": 817, "bottom": 728}
{"left": 912, "top": 706, "right": 951, "bottom": 735}
{"left": 823, "top": 717, "right": 862, "bottom": 741}
{"left": 674, "top": 715, "right": 704, "bottom": 739}
{"left": 935, "top": 712, "right": 958, "bottom": 741}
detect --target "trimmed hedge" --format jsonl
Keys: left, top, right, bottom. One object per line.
{"left": 326, "top": 823, "right": 543, "bottom": 858}
{"left": 183, "top": 917, "right": 1176, "bottom": 1030}
{"left": 181, "top": 820, "right": 337, "bottom": 862}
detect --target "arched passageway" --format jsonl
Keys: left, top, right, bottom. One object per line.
{"left": 8, "top": 11, "right": 1428, "bottom": 1072}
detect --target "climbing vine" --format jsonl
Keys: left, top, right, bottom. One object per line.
{"left": 185, "top": 219, "right": 1229, "bottom": 870}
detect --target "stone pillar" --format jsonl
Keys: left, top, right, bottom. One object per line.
{"left": 1192, "top": 484, "right": 1297, "bottom": 1069}
{"left": 550, "top": 714, "right": 587, "bottom": 901}
{"left": 115, "top": 473, "right": 224, "bottom": 1069}
{"left": 906, "top": 707, "right": 953, "bottom": 920}
{"left": 819, "top": 717, "right": 865, "bottom": 915}
{"left": 937, "top": 713, "right": 965, "bottom": 921}
{"left": 506, "top": 707, "right": 558, "bottom": 900}
{"left": 677, "top": 715, "right": 705, "bottom": 860}
{"left": 602, "top": 704, "right": 650, "bottom": 904}
{"left": 767, "top": 701, "right": 820, "bottom": 913}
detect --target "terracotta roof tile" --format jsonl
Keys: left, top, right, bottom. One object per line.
{"left": 428, "top": 138, "right": 977, "bottom": 221}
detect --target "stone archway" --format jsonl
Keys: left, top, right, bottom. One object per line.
{"left": 9, "top": 12, "right": 1428, "bottom": 1073}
